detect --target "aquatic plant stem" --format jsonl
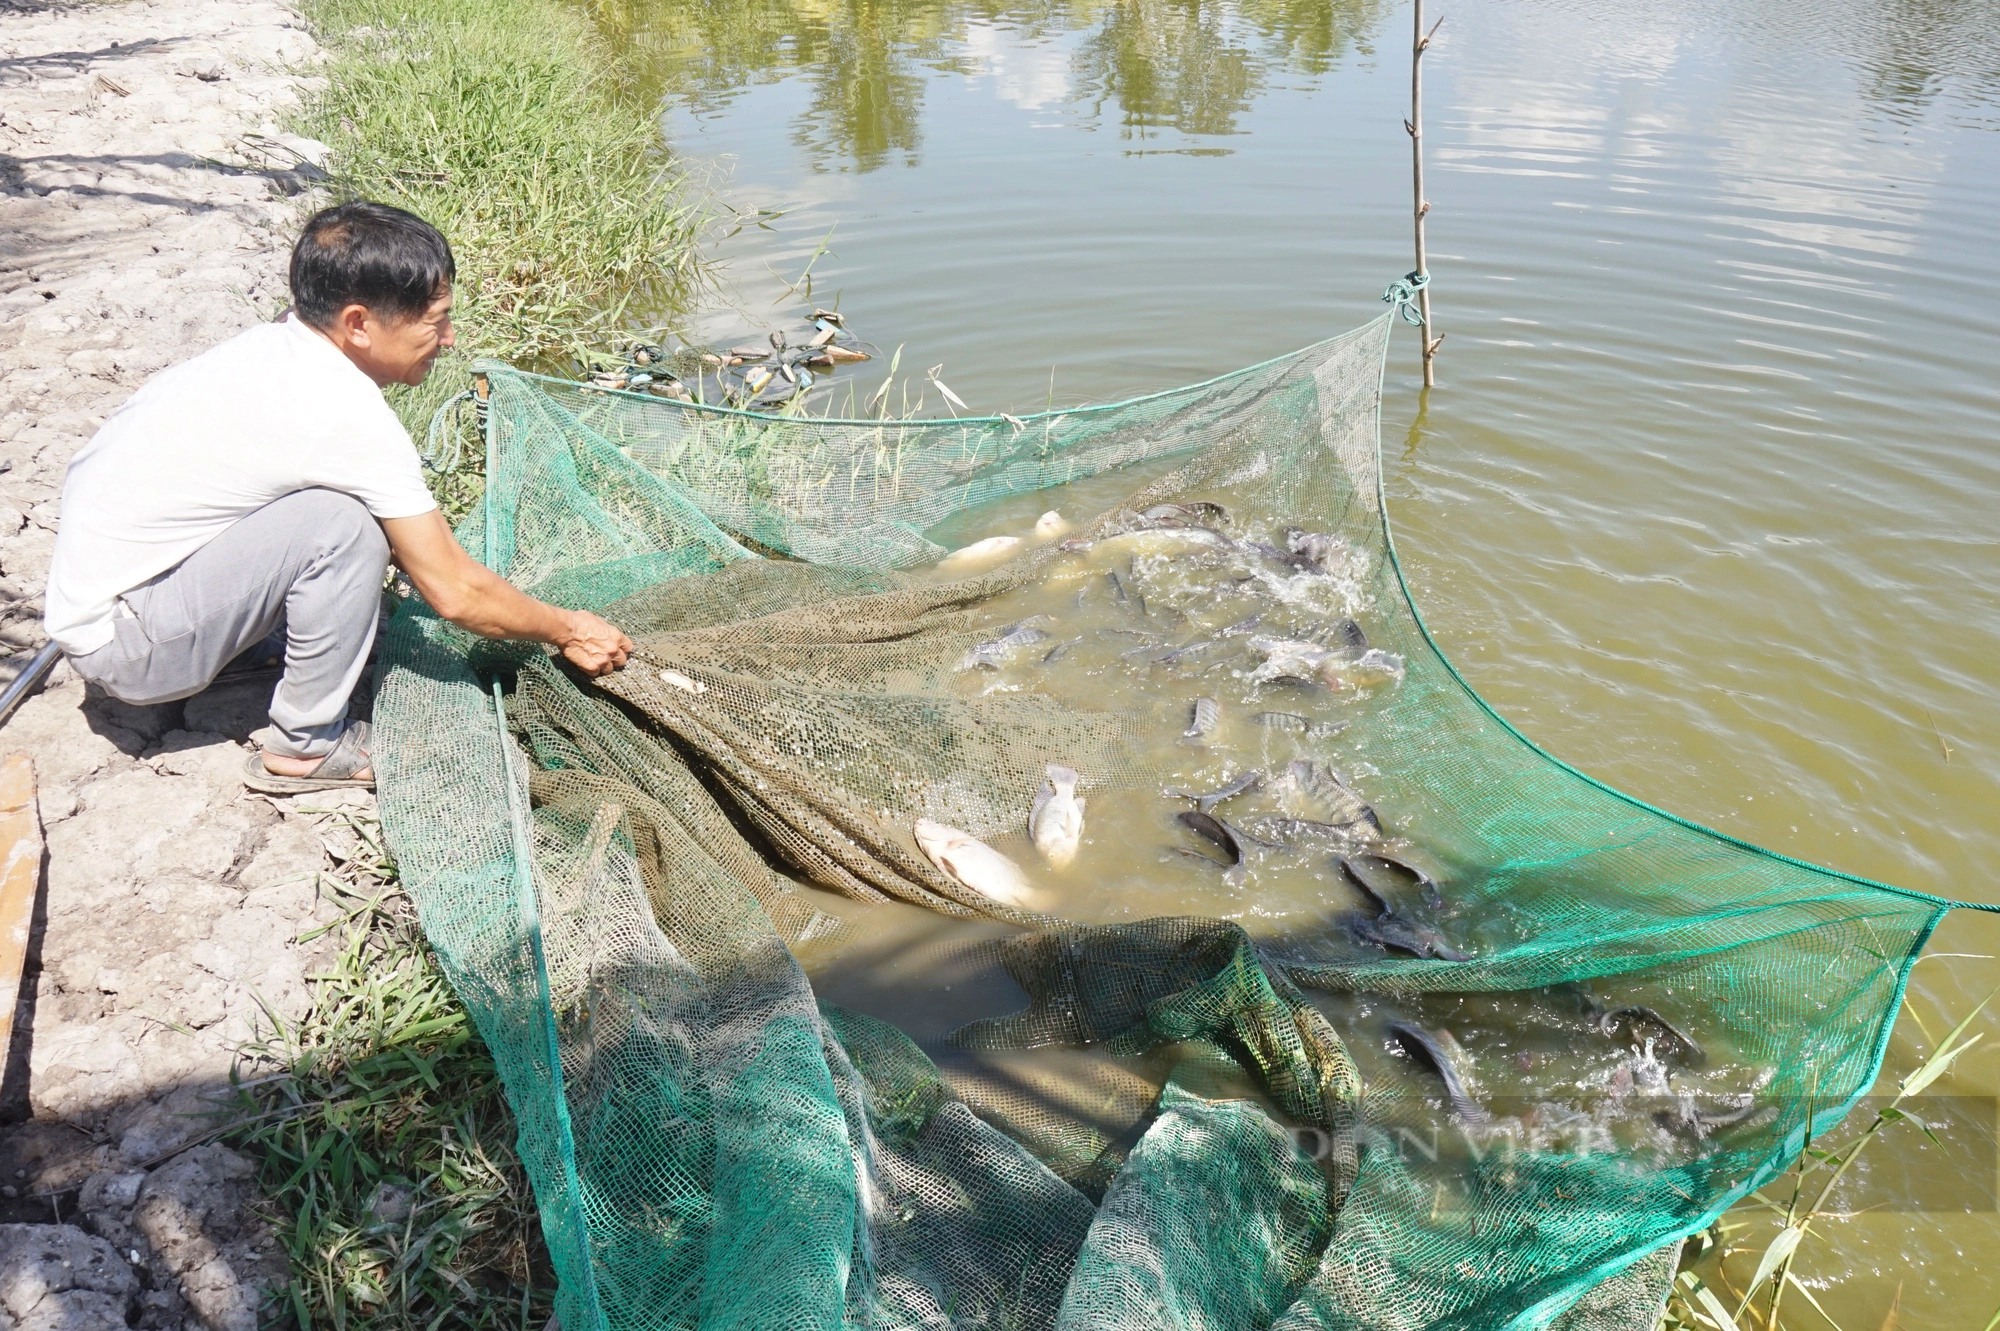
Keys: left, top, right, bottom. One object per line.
{"left": 1408, "top": 0, "right": 1442, "bottom": 385}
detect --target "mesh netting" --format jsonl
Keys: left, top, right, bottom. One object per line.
{"left": 374, "top": 313, "right": 1975, "bottom": 1331}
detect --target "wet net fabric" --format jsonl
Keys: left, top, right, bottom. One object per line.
{"left": 373, "top": 313, "right": 1956, "bottom": 1331}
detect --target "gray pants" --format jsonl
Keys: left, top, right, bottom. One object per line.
{"left": 69, "top": 488, "right": 390, "bottom": 759}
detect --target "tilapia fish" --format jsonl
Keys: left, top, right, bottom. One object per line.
{"left": 1340, "top": 850, "right": 1441, "bottom": 910}
{"left": 915, "top": 818, "right": 1038, "bottom": 910}
{"left": 1034, "top": 510, "right": 1070, "bottom": 540}
{"left": 1390, "top": 1023, "right": 1488, "bottom": 1123}
{"left": 1251, "top": 711, "right": 1349, "bottom": 740}
{"left": 961, "top": 620, "right": 1052, "bottom": 670}
{"left": 1029, "top": 764, "right": 1086, "bottom": 869}
{"left": 1183, "top": 696, "right": 1221, "bottom": 743}
{"left": 1138, "top": 501, "right": 1230, "bottom": 530}
{"left": 1283, "top": 528, "right": 1347, "bottom": 573}
{"left": 1177, "top": 768, "right": 1262, "bottom": 814}
{"left": 1345, "top": 911, "right": 1470, "bottom": 962}
{"left": 1238, "top": 816, "right": 1366, "bottom": 850}
{"left": 1277, "top": 761, "right": 1380, "bottom": 832}
{"left": 1177, "top": 810, "right": 1246, "bottom": 866}
{"left": 1600, "top": 1006, "right": 1706, "bottom": 1067}
{"left": 1248, "top": 637, "right": 1338, "bottom": 687}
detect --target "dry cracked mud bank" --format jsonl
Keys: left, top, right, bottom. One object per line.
{"left": 0, "top": 3, "right": 376, "bottom": 1327}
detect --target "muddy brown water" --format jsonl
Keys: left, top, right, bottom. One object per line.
{"left": 600, "top": 0, "right": 2000, "bottom": 1317}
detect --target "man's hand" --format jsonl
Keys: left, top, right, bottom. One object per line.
{"left": 557, "top": 609, "right": 634, "bottom": 676}
{"left": 382, "top": 510, "right": 636, "bottom": 670}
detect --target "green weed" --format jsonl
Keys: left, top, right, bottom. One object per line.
{"left": 228, "top": 812, "right": 546, "bottom": 1331}
{"left": 1657, "top": 984, "right": 1999, "bottom": 1331}
{"left": 290, "top": 0, "right": 710, "bottom": 518}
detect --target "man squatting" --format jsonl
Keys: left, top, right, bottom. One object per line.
{"left": 43, "top": 202, "right": 634, "bottom": 791}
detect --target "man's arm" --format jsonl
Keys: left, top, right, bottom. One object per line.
{"left": 381, "top": 510, "right": 634, "bottom": 674}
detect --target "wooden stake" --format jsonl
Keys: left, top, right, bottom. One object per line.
{"left": 0, "top": 754, "right": 41, "bottom": 1102}
{"left": 1409, "top": 0, "right": 1442, "bottom": 385}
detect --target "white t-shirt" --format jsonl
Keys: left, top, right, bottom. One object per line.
{"left": 44, "top": 315, "right": 438, "bottom": 655}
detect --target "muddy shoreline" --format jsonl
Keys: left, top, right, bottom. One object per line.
{"left": 0, "top": 3, "right": 368, "bottom": 1328}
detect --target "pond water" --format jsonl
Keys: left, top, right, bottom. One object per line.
{"left": 604, "top": 0, "right": 2000, "bottom": 1318}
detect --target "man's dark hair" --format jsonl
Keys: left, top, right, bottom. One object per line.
{"left": 289, "top": 201, "right": 455, "bottom": 330}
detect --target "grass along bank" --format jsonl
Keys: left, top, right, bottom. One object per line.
{"left": 290, "top": 0, "right": 707, "bottom": 513}
{"left": 228, "top": 817, "right": 550, "bottom": 1331}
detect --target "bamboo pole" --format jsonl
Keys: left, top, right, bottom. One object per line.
{"left": 1408, "top": 0, "right": 1443, "bottom": 385}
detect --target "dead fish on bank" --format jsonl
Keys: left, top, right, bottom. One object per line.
{"left": 1341, "top": 851, "right": 1443, "bottom": 911}
{"left": 914, "top": 818, "right": 1040, "bottom": 910}
{"left": 1029, "top": 764, "right": 1086, "bottom": 869}
{"left": 1183, "top": 696, "right": 1221, "bottom": 743}
{"left": 1251, "top": 711, "right": 1350, "bottom": 740}
{"left": 938, "top": 535, "right": 1025, "bottom": 575}
{"left": 1600, "top": 1006, "right": 1706, "bottom": 1068}
{"left": 1389, "top": 1023, "right": 1489, "bottom": 1124}
{"left": 960, "top": 620, "right": 1052, "bottom": 671}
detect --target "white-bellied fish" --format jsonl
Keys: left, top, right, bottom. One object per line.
{"left": 938, "top": 534, "right": 1024, "bottom": 575}
{"left": 1028, "top": 764, "right": 1086, "bottom": 868}
{"left": 1248, "top": 636, "right": 1342, "bottom": 688}
{"left": 1034, "top": 510, "right": 1070, "bottom": 540}
{"left": 915, "top": 818, "right": 1038, "bottom": 909}
{"left": 1088, "top": 527, "right": 1234, "bottom": 563}
{"left": 657, "top": 668, "right": 706, "bottom": 695}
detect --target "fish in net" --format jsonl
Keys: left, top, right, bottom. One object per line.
{"left": 374, "top": 314, "right": 1989, "bottom": 1331}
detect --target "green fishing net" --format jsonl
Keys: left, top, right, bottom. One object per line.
{"left": 373, "top": 313, "right": 1973, "bottom": 1331}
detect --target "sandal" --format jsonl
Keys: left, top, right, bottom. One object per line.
{"left": 242, "top": 720, "right": 376, "bottom": 793}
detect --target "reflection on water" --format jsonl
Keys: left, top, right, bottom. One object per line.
{"left": 598, "top": 0, "right": 2000, "bottom": 1320}
{"left": 601, "top": 0, "right": 1385, "bottom": 167}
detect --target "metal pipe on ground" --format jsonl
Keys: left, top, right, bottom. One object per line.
{"left": 0, "top": 641, "right": 64, "bottom": 730}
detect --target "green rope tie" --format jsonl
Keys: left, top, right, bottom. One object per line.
{"left": 1381, "top": 270, "right": 1430, "bottom": 326}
